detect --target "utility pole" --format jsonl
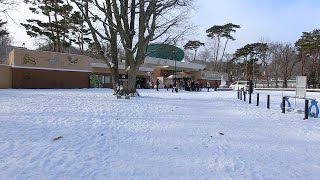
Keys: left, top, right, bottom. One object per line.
{"left": 174, "top": 50, "right": 177, "bottom": 81}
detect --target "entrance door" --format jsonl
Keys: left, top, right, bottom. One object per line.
{"left": 89, "top": 75, "right": 103, "bottom": 88}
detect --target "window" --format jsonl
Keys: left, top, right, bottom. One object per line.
{"left": 103, "top": 76, "right": 111, "bottom": 83}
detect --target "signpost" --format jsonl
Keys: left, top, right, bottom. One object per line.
{"left": 296, "top": 76, "right": 307, "bottom": 98}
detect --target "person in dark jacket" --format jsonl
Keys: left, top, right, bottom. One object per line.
{"left": 156, "top": 79, "right": 160, "bottom": 91}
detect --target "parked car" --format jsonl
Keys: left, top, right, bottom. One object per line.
{"left": 229, "top": 81, "right": 251, "bottom": 91}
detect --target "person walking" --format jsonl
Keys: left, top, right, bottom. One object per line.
{"left": 172, "top": 81, "right": 178, "bottom": 93}
{"left": 156, "top": 79, "right": 160, "bottom": 91}
{"left": 172, "top": 81, "right": 176, "bottom": 92}
{"left": 206, "top": 81, "right": 211, "bottom": 92}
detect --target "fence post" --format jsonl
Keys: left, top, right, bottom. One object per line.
{"left": 240, "top": 88, "right": 242, "bottom": 100}
{"left": 244, "top": 90, "right": 246, "bottom": 102}
{"left": 267, "top": 95, "right": 270, "bottom": 109}
{"left": 282, "top": 97, "right": 286, "bottom": 113}
{"left": 249, "top": 92, "right": 252, "bottom": 104}
{"left": 304, "top": 99, "right": 309, "bottom": 120}
{"left": 257, "top": 93, "right": 259, "bottom": 106}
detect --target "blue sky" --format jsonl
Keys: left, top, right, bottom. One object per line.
{"left": 191, "top": 0, "right": 320, "bottom": 53}
{"left": 3, "top": 0, "right": 320, "bottom": 54}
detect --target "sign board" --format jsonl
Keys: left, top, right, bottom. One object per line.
{"left": 201, "top": 71, "right": 228, "bottom": 80}
{"left": 295, "top": 76, "right": 307, "bottom": 98}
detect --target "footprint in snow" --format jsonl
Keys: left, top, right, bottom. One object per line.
{"left": 53, "top": 136, "right": 63, "bottom": 141}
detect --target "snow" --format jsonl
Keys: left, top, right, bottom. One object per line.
{"left": 0, "top": 88, "right": 320, "bottom": 179}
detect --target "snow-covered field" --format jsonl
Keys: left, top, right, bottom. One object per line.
{"left": 1, "top": 88, "right": 320, "bottom": 179}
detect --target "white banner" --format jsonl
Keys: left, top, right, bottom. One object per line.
{"left": 295, "top": 76, "right": 307, "bottom": 98}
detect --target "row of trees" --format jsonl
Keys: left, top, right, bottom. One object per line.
{"left": 183, "top": 25, "right": 320, "bottom": 88}
{"left": 183, "top": 23, "right": 240, "bottom": 72}
{"left": 229, "top": 30, "right": 320, "bottom": 88}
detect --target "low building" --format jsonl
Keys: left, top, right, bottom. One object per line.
{"left": 0, "top": 47, "right": 208, "bottom": 89}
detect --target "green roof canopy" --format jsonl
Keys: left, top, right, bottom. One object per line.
{"left": 146, "top": 44, "right": 184, "bottom": 61}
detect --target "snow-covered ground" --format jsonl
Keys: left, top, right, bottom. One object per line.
{"left": 0, "top": 88, "right": 320, "bottom": 179}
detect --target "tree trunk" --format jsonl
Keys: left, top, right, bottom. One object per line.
{"left": 264, "top": 63, "right": 269, "bottom": 88}
{"left": 245, "top": 57, "right": 248, "bottom": 80}
{"left": 53, "top": 1, "right": 60, "bottom": 52}
{"left": 216, "top": 36, "right": 220, "bottom": 71}
{"left": 111, "top": 68, "right": 119, "bottom": 93}
{"left": 283, "top": 76, "right": 288, "bottom": 88}
{"left": 127, "top": 67, "right": 137, "bottom": 95}
{"left": 220, "top": 38, "right": 229, "bottom": 71}
{"left": 301, "top": 52, "right": 305, "bottom": 75}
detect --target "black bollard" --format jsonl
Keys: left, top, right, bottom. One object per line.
{"left": 240, "top": 88, "right": 243, "bottom": 100}
{"left": 282, "top": 97, "right": 286, "bottom": 113}
{"left": 304, "top": 99, "right": 309, "bottom": 120}
{"left": 267, "top": 95, "right": 270, "bottom": 109}
{"left": 257, "top": 93, "right": 259, "bottom": 106}
{"left": 249, "top": 93, "right": 252, "bottom": 104}
{"left": 244, "top": 91, "right": 246, "bottom": 102}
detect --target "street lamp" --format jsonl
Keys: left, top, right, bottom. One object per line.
{"left": 252, "top": 57, "right": 258, "bottom": 87}
{"left": 173, "top": 50, "right": 178, "bottom": 93}
{"left": 174, "top": 50, "right": 177, "bottom": 82}
{"left": 245, "top": 58, "right": 248, "bottom": 81}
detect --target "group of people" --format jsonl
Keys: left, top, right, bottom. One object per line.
{"left": 184, "top": 80, "right": 219, "bottom": 92}
{"left": 150, "top": 79, "right": 219, "bottom": 92}
{"left": 205, "top": 81, "right": 218, "bottom": 91}
{"left": 147, "top": 80, "right": 161, "bottom": 91}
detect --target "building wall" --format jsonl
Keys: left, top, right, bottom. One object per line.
{"left": 12, "top": 68, "right": 90, "bottom": 89}
{"left": 0, "top": 65, "right": 12, "bottom": 88}
{"left": 152, "top": 68, "right": 161, "bottom": 80}
{"left": 3, "top": 48, "right": 205, "bottom": 89}
{"left": 9, "top": 49, "right": 97, "bottom": 71}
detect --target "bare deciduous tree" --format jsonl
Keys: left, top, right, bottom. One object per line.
{"left": 268, "top": 42, "right": 299, "bottom": 88}
{"left": 198, "top": 47, "right": 213, "bottom": 62}
{"left": 73, "top": 0, "right": 193, "bottom": 95}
